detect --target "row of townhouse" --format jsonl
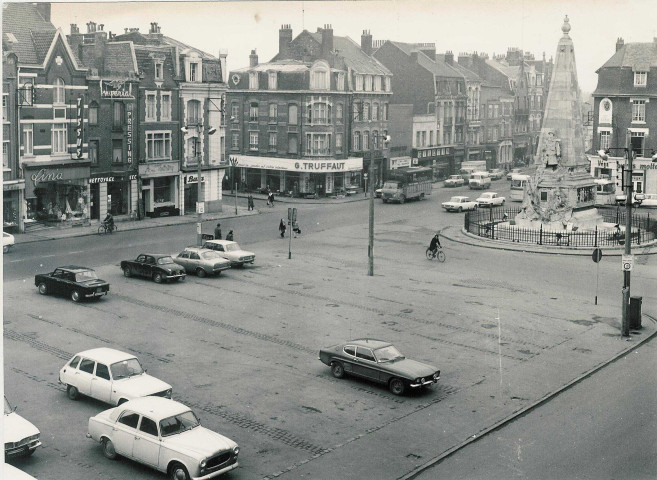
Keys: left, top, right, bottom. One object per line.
{"left": 2, "top": 3, "right": 228, "bottom": 233}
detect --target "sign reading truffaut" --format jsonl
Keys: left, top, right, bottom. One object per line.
{"left": 232, "top": 156, "right": 363, "bottom": 172}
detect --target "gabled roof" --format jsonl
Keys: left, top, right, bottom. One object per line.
{"left": 2, "top": 2, "right": 56, "bottom": 65}
{"left": 598, "top": 42, "right": 657, "bottom": 70}
{"left": 485, "top": 58, "right": 520, "bottom": 79}
{"left": 388, "top": 41, "right": 462, "bottom": 78}
{"left": 306, "top": 31, "right": 390, "bottom": 75}
{"left": 161, "top": 35, "right": 216, "bottom": 60}
{"left": 436, "top": 54, "right": 482, "bottom": 82}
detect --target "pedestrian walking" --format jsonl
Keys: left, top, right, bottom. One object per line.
{"left": 268, "top": 192, "right": 275, "bottom": 207}
{"left": 292, "top": 220, "right": 301, "bottom": 237}
{"left": 214, "top": 222, "right": 222, "bottom": 240}
{"left": 247, "top": 194, "right": 254, "bottom": 211}
{"left": 279, "top": 218, "right": 287, "bottom": 238}
{"left": 226, "top": 230, "right": 234, "bottom": 241}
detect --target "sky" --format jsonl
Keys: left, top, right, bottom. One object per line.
{"left": 47, "top": 0, "right": 657, "bottom": 95}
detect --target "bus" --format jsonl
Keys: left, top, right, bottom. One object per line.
{"left": 380, "top": 167, "right": 433, "bottom": 204}
{"left": 510, "top": 174, "right": 531, "bottom": 202}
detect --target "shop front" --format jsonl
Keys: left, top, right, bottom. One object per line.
{"left": 89, "top": 172, "right": 139, "bottom": 221}
{"left": 182, "top": 169, "right": 224, "bottom": 214}
{"left": 412, "top": 146, "right": 454, "bottom": 181}
{"left": 139, "top": 161, "right": 181, "bottom": 217}
{"left": 3, "top": 180, "right": 25, "bottom": 233}
{"left": 22, "top": 161, "right": 91, "bottom": 227}
{"left": 231, "top": 155, "right": 363, "bottom": 197}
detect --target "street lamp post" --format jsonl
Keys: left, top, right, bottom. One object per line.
{"left": 229, "top": 156, "right": 238, "bottom": 215}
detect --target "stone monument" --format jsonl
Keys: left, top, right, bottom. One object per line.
{"left": 515, "top": 16, "right": 600, "bottom": 230}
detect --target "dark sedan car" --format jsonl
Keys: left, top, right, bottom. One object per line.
{"left": 121, "top": 254, "right": 186, "bottom": 283}
{"left": 35, "top": 266, "right": 109, "bottom": 302}
{"left": 319, "top": 339, "right": 440, "bottom": 395}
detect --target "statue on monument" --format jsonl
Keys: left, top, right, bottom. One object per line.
{"left": 539, "top": 130, "right": 562, "bottom": 170}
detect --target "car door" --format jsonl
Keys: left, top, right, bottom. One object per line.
{"left": 340, "top": 345, "right": 358, "bottom": 375}
{"left": 61, "top": 271, "right": 77, "bottom": 297}
{"left": 49, "top": 269, "right": 65, "bottom": 295}
{"left": 132, "top": 255, "right": 147, "bottom": 277}
{"left": 176, "top": 251, "right": 191, "bottom": 272}
{"left": 134, "top": 416, "right": 161, "bottom": 467}
{"left": 113, "top": 411, "right": 139, "bottom": 458}
{"left": 76, "top": 358, "right": 95, "bottom": 395}
{"left": 188, "top": 251, "right": 202, "bottom": 271}
{"left": 144, "top": 256, "right": 156, "bottom": 278}
{"left": 91, "top": 362, "right": 113, "bottom": 404}
{"left": 353, "top": 346, "right": 380, "bottom": 381}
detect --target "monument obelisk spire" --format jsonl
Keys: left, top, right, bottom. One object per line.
{"left": 534, "top": 15, "right": 587, "bottom": 170}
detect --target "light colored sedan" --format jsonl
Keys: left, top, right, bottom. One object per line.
{"left": 87, "top": 397, "right": 239, "bottom": 480}
{"left": 4, "top": 396, "right": 41, "bottom": 458}
{"left": 202, "top": 240, "right": 255, "bottom": 267}
{"left": 3, "top": 232, "right": 15, "bottom": 253}
{"left": 59, "top": 348, "right": 172, "bottom": 406}
{"left": 442, "top": 196, "right": 478, "bottom": 212}
{"left": 444, "top": 175, "right": 465, "bottom": 187}
{"left": 476, "top": 192, "right": 506, "bottom": 207}
{"left": 636, "top": 193, "right": 657, "bottom": 208}
{"left": 174, "top": 247, "right": 232, "bottom": 277}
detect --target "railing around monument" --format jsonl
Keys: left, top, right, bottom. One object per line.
{"left": 465, "top": 207, "right": 655, "bottom": 247}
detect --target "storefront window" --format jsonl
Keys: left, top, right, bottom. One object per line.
{"left": 153, "top": 177, "right": 172, "bottom": 204}
{"left": 108, "top": 181, "right": 129, "bottom": 215}
{"left": 30, "top": 180, "right": 88, "bottom": 222}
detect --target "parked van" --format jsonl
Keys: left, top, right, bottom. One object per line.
{"left": 468, "top": 171, "right": 491, "bottom": 190}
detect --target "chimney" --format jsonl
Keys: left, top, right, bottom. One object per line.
{"left": 35, "top": 3, "right": 51, "bottom": 22}
{"left": 616, "top": 37, "right": 625, "bottom": 51}
{"left": 249, "top": 49, "right": 258, "bottom": 67}
{"left": 321, "top": 24, "right": 334, "bottom": 57}
{"left": 149, "top": 22, "right": 161, "bottom": 34}
{"left": 279, "top": 24, "right": 293, "bottom": 58}
{"left": 445, "top": 50, "right": 454, "bottom": 65}
{"left": 99, "top": 24, "right": 104, "bottom": 31}
{"left": 361, "top": 30, "right": 373, "bottom": 55}
{"left": 87, "top": 21, "right": 97, "bottom": 33}
{"left": 70, "top": 24, "right": 79, "bottom": 35}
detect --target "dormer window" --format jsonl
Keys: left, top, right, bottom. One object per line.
{"left": 310, "top": 61, "right": 330, "bottom": 90}
{"left": 268, "top": 72, "right": 277, "bottom": 90}
{"left": 249, "top": 72, "right": 259, "bottom": 90}
{"left": 384, "top": 77, "right": 391, "bottom": 92}
{"left": 189, "top": 62, "right": 199, "bottom": 82}
{"left": 154, "top": 61, "right": 163, "bottom": 81}
{"left": 364, "top": 75, "right": 373, "bottom": 91}
{"left": 356, "top": 75, "right": 364, "bottom": 91}
{"left": 337, "top": 72, "right": 345, "bottom": 90}
{"left": 634, "top": 71, "right": 647, "bottom": 87}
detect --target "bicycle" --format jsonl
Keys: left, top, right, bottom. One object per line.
{"left": 426, "top": 246, "right": 446, "bottom": 262}
{"left": 98, "top": 222, "right": 117, "bottom": 234}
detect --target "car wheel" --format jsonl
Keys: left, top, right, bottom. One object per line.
{"left": 3, "top": 245, "right": 9, "bottom": 253}
{"left": 399, "top": 195, "right": 405, "bottom": 204}
{"left": 196, "top": 268, "right": 207, "bottom": 278}
{"left": 38, "top": 282, "right": 48, "bottom": 295}
{"left": 123, "top": 266, "right": 132, "bottom": 277}
{"left": 330, "top": 361, "right": 345, "bottom": 379}
{"left": 458, "top": 207, "right": 463, "bottom": 213}
{"left": 389, "top": 378, "right": 406, "bottom": 395}
{"left": 178, "top": 276, "right": 185, "bottom": 282}
{"left": 71, "top": 290, "right": 81, "bottom": 302}
{"left": 102, "top": 438, "right": 117, "bottom": 460}
{"left": 153, "top": 272, "right": 163, "bottom": 284}
{"left": 382, "top": 198, "right": 388, "bottom": 203}
{"left": 67, "top": 385, "right": 79, "bottom": 400}
{"left": 420, "top": 193, "right": 425, "bottom": 199}
{"left": 169, "top": 463, "right": 190, "bottom": 480}
{"left": 502, "top": 199, "right": 505, "bottom": 205}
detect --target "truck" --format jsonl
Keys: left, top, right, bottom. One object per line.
{"left": 380, "top": 167, "right": 433, "bottom": 204}
{"left": 458, "top": 161, "right": 487, "bottom": 184}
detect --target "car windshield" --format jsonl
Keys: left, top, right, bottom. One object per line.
{"left": 75, "top": 270, "right": 98, "bottom": 282}
{"left": 374, "top": 345, "right": 405, "bottom": 362}
{"left": 159, "top": 410, "right": 200, "bottom": 437}
{"left": 157, "top": 256, "right": 176, "bottom": 265}
{"left": 224, "top": 243, "right": 240, "bottom": 252}
{"left": 383, "top": 181, "right": 400, "bottom": 189}
{"left": 110, "top": 358, "right": 144, "bottom": 379}
{"left": 449, "top": 197, "right": 461, "bottom": 202}
{"left": 449, "top": 176, "right": 460, "bottom": 179}
{"left": 201, "top": 251, "right": 222, "bottom": 260}
{"left": 4, "top": 397, "right": 12, "bottom": 414}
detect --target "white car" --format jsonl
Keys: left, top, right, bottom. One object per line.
{"left": 4, "top": 463, "right": 38, "bottom": 480}
{"left": 59, "top": 348, "right": 172, "bottom": 406}
{"left": 444, "top": 175, "right": 465, "bottom": 187}
{"left": 201, "top": 240, "right": 255, "bottom": 267}
{"left": 636, "top": 193, "right": 657, "bottom": 208}
{"left": 507, "top": 168, "right": 523, "bottom": 180}
{"left": 476, "top": 192, "right": 506, "bottom": 207}
{"left": 442, "top": 196, "right": 478, "bottom": 212}
{"left": 3, "top": 232, "right": 15, "bottom": 253}
{"left": 87, "top": 397, "right": 239, "bottom": 480}
{"left": 488, "top": 168, "right": 505, "bottom": 180}
{"left": 4, "top": 396, "right": 41, "bottom": 458}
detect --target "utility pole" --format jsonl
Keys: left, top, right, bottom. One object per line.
{"left": 368, "top": 154, "right": 374, "bottom": 276}
{"left": 229, "top": 156, "right": 238, "bottom": 215}
{"left": 196, "top": 131, "right": 203, "bottom": 246}
{"left": 621, "top": 138, "right": 633, "bottom": 337}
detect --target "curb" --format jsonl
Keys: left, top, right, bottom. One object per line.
{"left": 398, "top": 313, "right": 657, "bottom": 480}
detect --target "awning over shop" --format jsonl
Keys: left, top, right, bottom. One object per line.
{"left": 231, "top": 155, "right": 363, "bottom": 173}
{"left": 23, "top": 161, "right": 90, "bottom": 199}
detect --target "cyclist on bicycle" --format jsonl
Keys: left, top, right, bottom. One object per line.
{"left": 103, "top": 212, "right": 114, "bottom": 231}
{"left": 428, "top": 233, "right": 441, "bottom": 256}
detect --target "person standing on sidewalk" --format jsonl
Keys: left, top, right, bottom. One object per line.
{"left": 214, "top": 223, "right": 222, "bottom": 240}
{"left": 226, "top": 230, "right": 234, "bottom": 241}
{"left": 279, "top": 219, "right": 286, "bottom": 238}
{"left": 247, "top": 195, "right": 254, "bottom": 211}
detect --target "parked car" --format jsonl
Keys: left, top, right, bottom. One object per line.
{"left": 488, "top": 168, "right": 505, "bottom": 180}
{"left": 201, "top": 240, "right": 255, "bottom": 267}
{"left": 635, "top": 193, "right": 657, "bottom": 208}
{"left": 59, "top": 348, "right": 172, "bottom": 406}
{"left": 507, "top": 168, "right": 523, "bottom": 180}
{"left": 4, "top": 396, "right": 41, "bottom": 458}
{"left": 442, "top": 196, "right": 478, "bottom": 212}
{"left": 174, "top": 247, "right": 232, "bottom": 277}
{"left": 3, "top": 463, "right": 38, "bottom": 480}
{"left": 468, "top": 171, "right": 492, "bottom": 190}
{"left": 87, "top": 397, "right": 239, "bottom": 479}
{"left": 3, "top": 232, "right": 15, "bottom": 253}
{"left": 476, "top": 192, "right": 506, "bottom": 207}
{"left": 375, "top": 187, "right": 382, "bottom": 198}
{"left": 34, "top": 266, "right": 109, "bottom": 302}
{"left": 615, "top": 193, "right": 641, "bottom": 207}
{"left": 444, "top": 175, "right": 465, "bottom": 187}
{"left": 318, "top": 339, "right": 440, "bottom": 395}
{"left": 121, "top": 254, "right": 186, "bottom": 283}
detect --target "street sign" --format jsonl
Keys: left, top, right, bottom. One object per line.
{"left": 622, "top": 254, "right": 634, "bottom": 271}
{"left": 287, "top": 207, "right": 297, "bottom": 222}
{"left": 196, "top": 202, "right": 205, "bottom": 214}
{"left": 196, "top": 222, "right": 202, "bottom": 234}
{"left": 592, "top": 248, "right": 603, "bottom": 263}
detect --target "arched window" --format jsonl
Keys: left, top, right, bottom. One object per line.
{"left": 187, "top": 100, "right": 201, "bottom": 124}
{"left": 310, "top": 62, "right": 330, "bottom": 90}
{"left": 363, "top": 131, "right": 370, "bottom": 150}
{"left": 53, "top": 78, "right": 65, "bottom": 104}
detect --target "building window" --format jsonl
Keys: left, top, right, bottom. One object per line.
{"left": 269, "top": 103, "right": 278, "bottom": 121}
{"left": 23, "top": 124, "right": 33, "bottom": 156}
{"left": 249, "top": 102, "right": 258, "bottom": 122}
{"left": 88, "top": 102, "right": 98, "bottom": 125}
{"left": 336, "top": 103, "right": 343, "bottom": 120}
{"left": 600, "top": 131, "right": 611, "bottom": 150}
{"left": 384, "top": 77, "right": 391, "bottom": 92}
{"left": 311, "top": 68, "right": 329, "bottom": 90}
{"left": 353, "top": 102, "right": 361, "bottom": 121}
{"left": 52, "top": 123, "right": 67, "bottom": 154}
{"left": 153, "top": 177, "right": 172, "bottom": 203}
{"left": 89, "top": 139, "right": 99, "bottom": 164}
{"left": 269, "top": 132, "right": 277, "bottom": 151}
{"left": 249, "top": 131, "right": 258, "bottom": 151}
{"left": 356, "top": 75, "right": 364, "bottom": 91}
{"left": 372, "top": 103, "right": 379, "bottom": 121}
{"left": 268, "top": 72, "right": 277, "bottom": 90}
{"left": 154, "top": 62, "right": 163, "bottom": 81}
{"left": 146, "top": 93, "right": 157, "bottom": 121}
{"left": 337, "top": 72, "right": 345, "bottom": 90}
{"left": 189, "top": 62, "right": 199, "bottom": 82}
{"left": 630, "top": 132, "right": 645, "bottom": 156}
{"left": 231, "top": 104, "right": 239, "bottom": 121}
{"left": 187, "top": 137, "right": 199, "bottom": 160}
{"left": 363, "top": 103, "right": 370, "bottom": 121}
{"left": 308, "top": 99, "right": 331, "bottom": 125}
{"left": 53, "top": 78, "right": 65, "bottom": 104}
{"left": 383, "top": 103, "right": 389, "bottom": 121}
{"left": 374, "top": 76, "right": 382, "bottom": 91}
{"left": 187, "top": 99, "right": 201, "bottom": 124}
{"left": 231, "top": 133, "right": 239, "bottom": 150}
{"left": 415, "top": 131, "right": 421, "bottom": 148}
{"left": 2, "top": 142, "right": 8, "bottom": 168}
{"left": 2, "top": 95, "right": 7, "bottom": 121}
{"left": 336, "top": 133, "right": 343, "bottom": 153}
{"left": 305, "top": 133, "right": 331, "bottom": 156}
{"left": 146, "top": 131, "right": 171, "bottom": 159}
{"left": 112, "top": 139, "right": 123, "bottom": 163}
{"left": 160, "top": 92, "right": 171, "bottom": 121}
{"left": 364, "top": 75, "right": 373, "bottom": 92}
{"left": 353, "top": 131, "right": 361, "bottom": 151}
{"left": 632, "top": 100, "right": 646, "bottom": 122}
{"left": 288, "top": 104, "right": 298, "bottom": 125}
{"left": 288, "top": 134, "right": 298, "bottom": 154}
{"left": 113, "top": 102, "right": 124, "bottom": 127}
{"left": 634, "top": 71, "right": 647, "bottom": 87}
{"left": 249, "top": 72, "right": 258, "bottom": 90}
{"left": 363, "top": 131, "right": 370, "bottom": 150}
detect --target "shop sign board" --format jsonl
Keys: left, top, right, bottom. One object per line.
{"left": 139, "top": 161, "right": 179, "bottom": 177}
{"left": 390, "top": 157, "right": 411, "bottom": 169}
{"left": 232, "top": 155, "right": 362, "bottom": 172}
{"left": 126, "top": 103, "right": 133, "bottom": 164}
{"left": 24, "top": 165, "right": 90, "bottom": 198}
{"left": 184, "top": 174, "right": 205, "bottom": 184}
{"left": 89, "top": 174, "right": 138, "bottom": 184}
{"left": 100, "top": 79, "right": 135, "bottom": 99}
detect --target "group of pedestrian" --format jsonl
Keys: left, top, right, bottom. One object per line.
{"left": 213, "top": 223, "right": 234, "bottom": 241}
